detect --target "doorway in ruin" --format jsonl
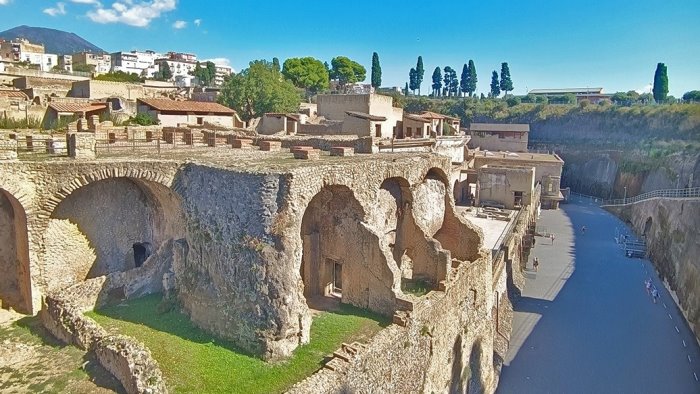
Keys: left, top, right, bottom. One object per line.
{"left": 132, "top": 242, "right": 152, "bottom": 268}
{"left": 300, "top": 185, "right": 397, "bottom": 314}
{"left": 45, "top": 177, "right": 184, "bottom": 292}
{"left": 0, "top": 189, "right": 32, "bottom": 313}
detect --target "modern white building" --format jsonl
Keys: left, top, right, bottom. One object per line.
{"left": 154, "top": 52, "right": 199, "bottom": 81}
{"left": 72, "top": 52, "right": 112, "bottom": 74}
{"left": 213, "top": 64, "right": 233, "bottom": 86}
{"left": 111, "top": 50, "right": 161, "bottom": 77}
{"left": 0, "top": 39, "right": 58, "bottom": 72}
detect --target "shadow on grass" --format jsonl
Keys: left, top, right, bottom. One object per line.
{"left": 6, "top": 315, "right": 125, "bottom": 393}
{"left": 90, "top": 293, "right": 391, "bottom": 360}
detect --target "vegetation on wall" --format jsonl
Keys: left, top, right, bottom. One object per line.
{"left": 94, "top": 70, "right": 143, "bottom": 83}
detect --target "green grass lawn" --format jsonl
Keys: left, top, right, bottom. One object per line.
{"left": 87, "top": 294, "right": 389, "bottom": 394}
{"left": 0, "top": 315, "right": 122, "bottom": 394}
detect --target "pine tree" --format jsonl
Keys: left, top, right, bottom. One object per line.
{"left": 467, "top": 59, "right": 477, "bottom": 97}
{"left": 416, "top": 56, "right": 424, "bottom": 95}
{"left": 443, "top": 67, "right": 453, "bottom": 97}
{"left": 500, "top": 62, "right": 513, "bottom": 96}
{"left": 432, "top": 67, "right": 442, "bottom": 97}
{"left": 460, "top": 64, "right": 469, "bottom": 97}
{"left": 371, "top": 52, "right": 382, "bottom": 89}
{"left": 490, "top": 71, "right": 500, "bottom": 98}
{"left": 404, "top": 82, "right": 409, "bottom": 96}
{"left": 272, "top": 57, "right": 281, "bottom": 73}
{"left": 653, "top": 62, "right": 669, "bottom": 103}
{"left": 160, "top": 61, "right": 172, "bottom": 80}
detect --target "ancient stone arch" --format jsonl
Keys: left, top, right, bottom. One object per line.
{"left": 0, "top": 189, "right": 32, "bottom": 313}
{"left": 300, "top": 184, "right": 399, "bottom": 315}
{"left": 42, "top": 173, "right": 184, "bottom": 292}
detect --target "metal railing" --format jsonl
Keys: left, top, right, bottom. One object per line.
{"left": 602, "top": 187, "right": 700, "bottom": 206}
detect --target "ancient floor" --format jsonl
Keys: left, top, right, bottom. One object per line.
{"left": 498, "top": 199, "right": 700, "bottom": 393}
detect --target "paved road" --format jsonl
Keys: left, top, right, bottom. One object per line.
{"left": 497, "top": 199, "right": 700, "bottom": 394}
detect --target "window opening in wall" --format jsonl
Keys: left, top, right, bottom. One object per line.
{"left": 330, "top": 258, "right": 343, "bottom": 296}
{"left": 133, "top": 243, "right": 150, "bottom": 268}
{"left": 375, "top": 123, "right": 382, "bottom": 137}
{"left": 197, "top": 117, "right": 204, "bottom": 125}
{"left": 514, "top": 191, "right": 523, "bottom": 207}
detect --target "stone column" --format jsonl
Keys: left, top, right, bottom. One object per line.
{"left": 67, "top": 132, "right": 96, "bottom": 159}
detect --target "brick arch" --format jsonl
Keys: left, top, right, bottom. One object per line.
{"left": 424, "top": 167, "right": 451, "bottom": 187}
{"left": 43, "top": 167, "right": 176, "bottom": 215}
{"left": 0, "top": 188, "right": 33, "bottom": 313}
{"left": 0, "top": 185, "right": 33, "bottom": 217}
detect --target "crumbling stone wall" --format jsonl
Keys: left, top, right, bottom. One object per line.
{"left": 0, "top": 190, "right": 31, "bottom": 313}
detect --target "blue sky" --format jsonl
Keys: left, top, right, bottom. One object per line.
{"left": 1, "top": 0, "right": 698, "bottom": 96}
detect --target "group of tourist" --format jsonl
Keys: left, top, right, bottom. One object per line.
{"left": 645, "top": 278, "right": 660, "bottom": 303}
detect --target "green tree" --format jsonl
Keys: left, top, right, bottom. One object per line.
{"left": 499, "top": 62, "right": 513, "bottom": 96}
{"left": 682, "top": 90, "right": 700, "bottom": 102}
{"left": 192, "top": 61, "right": 216, "bottom": 86}
{"left": 206, "top": 62, "right": 217, "bottom": 83}
{"left": 330, "top": 56, "right": 366, "bottom": 91}
{"left": 281, "top": 57, "right": 329, "bottom": 97}
{"left": 404, "top": 82, "right": 409, "bottom": 96}
{"left": 272, "top": 57, "right": 281, "bottom": 73}
{"left": 460, "top": 63, "right": 469, "bottom": 97}
{"left": 95, "top": 71, "right": 143, "bottom": 83}
{"left": 219, "top": 60, "right": 300, "bottom": 121}
{"left": 160, "top": 62, "right": 173, "bottom": 80}
{"left": 466, "top": 59, "right": 477, "bottom": 97}
{"left": 416, "top": 56, "right": 424, "bottom": 95}
{"left": 490, "top": 71, "right": 500, "bottom": 97}
{"left": 653, "top": 62, "right": 669, "bottom": 103}
{"left": 72, "top": 63, "right": 93, "bottom": 73}
{"left": 371, "top": 52, "right": 382, "bottom": 89}
{"left": 409, "top": 68, "right": 417, "bottom": 94}
{"left": 443, "top": 66, "right": 458, "bottom": 97}
{"left": 431, "top": 67, "right": 442, "bottom": 97}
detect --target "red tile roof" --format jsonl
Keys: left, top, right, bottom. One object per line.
{"left": 0, "top": 89, "right": 29, "bottom": 100}
{"left": 138, "top": 98, "right": 235, "bottom": 115}
{"left": 419, "top": 111, "right": 459, "bottom": 121}
{"left": 48, "top": 102, "right": 108, "bottom": 113}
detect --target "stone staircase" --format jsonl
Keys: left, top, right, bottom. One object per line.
{"left": 323, "top": 342, "right": 367, "bottom": 372}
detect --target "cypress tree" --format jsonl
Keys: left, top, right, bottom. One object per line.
{"left": 404, "top": 82, "right": 409, "bottom": 96}
{"left": 272, "top": 57, "right": 281, "bottom": 73}
{"left": 416, "top": 56, "right": 424, "bottom": 95}
{"left": 500, "top": 62, "right": 513, "bottom": 96}
{"left": 467, "top": 59, "right": 477, "bottom": 97}
{"left": 490, "top": 71, "right": 500, "bottom": 98}
{"left": 371, "top": 52, "right": 382, "bottom": 89}
{"left": 409, "top": 68, "right": 417, "bottom": 94}
{"left": 460, "top": 64, "right": 469, "bottom": 97}
{"left": 652, "top": 62, "right": 669, "bottom": 103}
{"left": 432, "top": 67, "right": 442, "bottom": 97}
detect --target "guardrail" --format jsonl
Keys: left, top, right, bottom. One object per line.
{"left": 602, "top": 187, "right": 700, "bottom": 206}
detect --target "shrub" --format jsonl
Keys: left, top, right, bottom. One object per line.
{"left": 128, "top": 113, "right": 156, "bottom": 126}
{"left": 506, "top": 96, "right": 521, "bottom": 107}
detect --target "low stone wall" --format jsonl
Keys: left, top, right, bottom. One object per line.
{"left": 39, "top": 240, "right": 175, "bottom": 393}
{"left": 254, "top": 135, "right": 374, "bottom": 153}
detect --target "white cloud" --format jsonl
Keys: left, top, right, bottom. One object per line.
{"left": 172, "top": 20, "right": 186, "bottom": 29}
{"left": 635, "top": 84, "right": 653, "bottom": 94}
{"left": 193, "top": 18, "right": 201, "bottom": 27}
{"left": 69, "top": 0, "right": 100, "bottom": 4}
{"left": 44, "top": 2, "right": 67, "bottom": 16}
{"left": 0, "top": 0, "right": 10, "bottom": 5}
{"left": 202, "top": 58, "right": 231, "bottom": 68}
{"left": 86, "top": 0, "right": 177, "bottom": 27}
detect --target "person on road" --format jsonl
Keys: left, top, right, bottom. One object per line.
{"left": 645, "top": 278, "right": 652, "bottom": 295}
{"left": 533, "top": 257, "right": 539, "bottom": 272}
{"left": 581, "top": 225, "right": 587, "bottom": 234}
{"left": 651, "top": 286, "right": 659, "bottom": 304}
{"left": 550, "top": 234, "right": 555, "bottom": 244}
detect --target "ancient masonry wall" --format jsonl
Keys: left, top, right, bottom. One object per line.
{"left": 607, "top": 199, "right": 700, "bottom": 342}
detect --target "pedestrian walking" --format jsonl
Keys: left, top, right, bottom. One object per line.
{"left": 533, "top": 257, "right": 539, "bottom": 272}
{"left": 645, "top": 278, "right": 652, "bottom": 295}
{"left": 550, "top": 234, "right": 555, "bottom": 244}
{"left": 651, "top": 286, "right": 659, "bottom": 304}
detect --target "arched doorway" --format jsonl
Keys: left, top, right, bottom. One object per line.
{"left": 0, "top": 189, "right": 32, "bottom": 313}
{"left": 300, "top": 185, "right": 398, "bottom": 315}
{"left": 44, "top": 177, "right": 184, "bottom": 292}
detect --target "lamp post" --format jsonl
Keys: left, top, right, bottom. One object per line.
{"left": 623, "top": 186, "right": 627, "bottom": 204}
